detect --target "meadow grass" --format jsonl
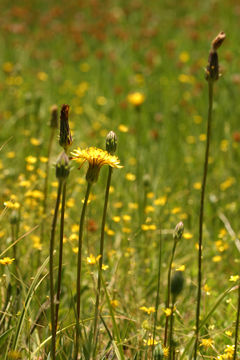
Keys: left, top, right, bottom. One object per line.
{"left": 0, "top": 1, "right": 240, "bottom": 359}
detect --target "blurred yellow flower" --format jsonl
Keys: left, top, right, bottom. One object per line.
{"left": 140, "top": 306, "right": 155, "bottom": 314}
{"left": 127, "top": 92, "right": 145, "bottom": 107}
{"left": 0, "top": 257, "right": 15, "bottom": 265}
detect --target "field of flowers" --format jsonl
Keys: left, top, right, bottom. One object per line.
{"left": 0, "top": 1, "right": 240, "bottom": 359}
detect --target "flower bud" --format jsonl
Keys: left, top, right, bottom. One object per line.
{"left": 171, "top": 270, "right": 184, "bottom": 299}
{"left": 56, "top": 151, "right": 70, "bottom": 180}
{"left": 50, "top": 105, "right": 58, "bottom": 129}
{"left": 173, "top": 221, "right": 184, "bottom": 241}
{"left": 10, "top": 210, "right": 19, "bottom": 225}
{"left": 153, "top": 343, "right": 164, "bottom": 360}
{"left": 86, "top": 164, "right": 101, "bottom": 184}
{"left": 205, "top": 31, "right": 226, "bottom": 82}
{"left": 59, "top": 104, "right": 72, "bottom": 150}
{"left": 106, "top": 131, "right": 117, "bottom": 154}
{"left": 143, "top": 174, "right": 151, "bottom": 189}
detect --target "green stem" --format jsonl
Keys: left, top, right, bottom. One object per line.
{"left": 169, "top": 298, "right": 175, "bottom": 360}
{"left": 41, "top": 128, "right": 56, "bottom": 241}
{"left": 152, "top": 226, "right": 162, "bottom": 358}
{"left": 55, "top": 181, "right": 67, "bottom": 331}
{"left": 75, "top": 182, "right": 92, "bottom": 360}
{"left": 193, "top": 80, "right": 214, "bottom": 360}
{"left": 233, "top": 281, "right": 240, "bottom": 360}
{"left": 93, "top": 166, "right": 113, "bottom": 357}
{"left": 49, "top": 180, "right": 62, "bottom": 360}
{"left": 164, "top": 239, "right": 177, "bottom": 347}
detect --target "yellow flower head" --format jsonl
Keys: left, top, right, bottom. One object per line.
{"left": 0, "top": 257, "right": 15, "bottom": 265}
{"left": 71, "top": 147, "right": 123, "bottom": 183}
{"left": 127, "top": 92, "right": 145, "bottom": 107}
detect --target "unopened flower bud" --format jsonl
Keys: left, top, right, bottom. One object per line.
{"left": 50, "top": 105, "right": 58, "bottom": 129}
{"left": 106, "top": 131, "right": 117, "bottom": 154}
{"left": 59, "top": 104, "right": 72, "bottom": 150}
{"left": 56, "top": 151, "right": 70, "bottom": 180}
{"left": 143, "top": 174, "right": 151, "bottom": 189}
{"left": 173, "top": 221, "right": 184, "bottom": 241}
{"left": 205, "top": 31, "right": 226, "bottom": 82}
{"left": 153, "top": 343, "right": 164, "bottom": 360}
{"left": 171, "top": 270, "right": 184, "bottom": 299}
{"left": 10, "top": 210, "right": 19, "bottom": 225}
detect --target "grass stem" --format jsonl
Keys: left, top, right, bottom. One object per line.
{"left": 92, "top": 166, "right": 113, "bottom": 358}
{"left": 233, "top": 281, "right": 240, "bottom": 360}
{"left": 75, "top": 182, "right": 92, "bottom": 360}
{"left": 49, "top": 179, "right": 62, "bottom": 360}
{"left": 193, "top": 80, "right": 214, "bottom": 359}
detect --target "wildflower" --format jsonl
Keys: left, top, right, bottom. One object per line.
{"left": 30, "top": 138, "right": 41, "bottom": 146}
{"left": 56, "top": 151, "right": 70, "bottom": 180}
{"left": 171, "top": 271, "right": 184, "bottom": 298}
{"left": 173, "top": 221, "right": 184, "bottom": 240}
{"left": 143, "top": 337, "right": 159, "bottom": 346}
{"left": 229, "top": 275, "right": 239, "bottom": 282}
{"left": 162, "top": 308, "right": 172, "bottom": 317}
{"left": 127, "top": 92, "right": 145, "bottom": 107}
{"left": 212, "top": 255, "right": 222, "bottom": 262}
{"left": 200, "top": 338, "right": 214, "bottom": 348}
{"left": 71, "top": 147, "right": 122, "bottom": 184}
{"left": 183, "top": 232, "right": 193, "bottom": 239}
{"left": 0, "top": 257, "right": 15, "bottom": 265}
{"left": 110, "top": 299, "right": 119, "bottom": 308}
{"left": 118, "top": 124, "right": 129, "bottom": 133}
{"left": 86, "top": 254, "right": 101, "bottom": 265}
{"left": 140, "top": 306, "right": 155, "bottom": 314}
{"left": 125, "top": 173, "right": 136, "bottom": 181}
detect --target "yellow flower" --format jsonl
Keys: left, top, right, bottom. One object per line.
{"left": 200, "top": 338, "right": 214, "bottom": 348}
{"left": 127, "top": 92, "right": 145, "bottom": 107}
{"left": 110, "top": 299, "right": 119, "bottom": 308}
{"left": 139, "top": 306, "right": 155, "bottom": 314}
{"left": 143, "top": 337, "right": 159, "bottom": 346}
{"left": 0, "top": 257, "right": 15, "bottom": 265}
{"left": 86, "top": 254, "right": 101, "bottom": 265}
{"left": 162, "top": 308, "right": 172, "bottom": 317}
{"left": 229, "top": 275, "right": 239, "bottom": 282}
{"left": 125, "top": 173, "right": 136, "bottom": 181}
{"left": 71, "top": 147, "right": 122, "bottom": 183}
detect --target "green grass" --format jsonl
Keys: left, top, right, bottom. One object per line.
{"left": 0, "top": 1, "right": 239, "bottom": 359}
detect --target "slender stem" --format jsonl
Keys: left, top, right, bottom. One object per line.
{"left": 41, "top": 128, "right": 56, "bottom": 242}
{"left": 49, "top": 180, "right": 62, "bottom": 360}
{"left": 169, "top": 298, "right": 175, "bottom": 360}
{"left": 55, "top": 180, "right": 67, "bottom": 331}
{"left": 233, "top": 281, "right": 240, "bottom": 360}
{"left": 164, "top": 239, "right": 177, "bottom": 347}
{"left": 75, "top": 182, "right": 92, "bottom": 360}
{"left": 193, "top": 80, "right": 214, "bottom": 359}
{"left": 152, "top": 225, "right": 162, "bottom": 358}
{"left": 93, "top": 167, "right": 113, "bottom": 357}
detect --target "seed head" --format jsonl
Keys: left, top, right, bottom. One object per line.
{"left": 59, "top": 104, "right": 72, "bottom": 151}
{"left": 106, "top": 131, "right": 117, "bottom": 154}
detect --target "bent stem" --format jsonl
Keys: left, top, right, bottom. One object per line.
{"left": 49, "top": 179, "right": 62, "bottom": 360}
{"left": 233, "top": 281, "right": 240, "bottom": 360}
{"left": 75, "top": 182, "right": 92, "bottom": 360}
{"left": 55, "top": 180, "right": 67, "bottom": 331}
{"left": 164, "top": 239, "right": 177, "bottom": 347}
{"left": 92, "top": 166, "right": 113, "bottom": 357}
{"left": 193, "top": 80, "right": 214, "bottom": 359}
